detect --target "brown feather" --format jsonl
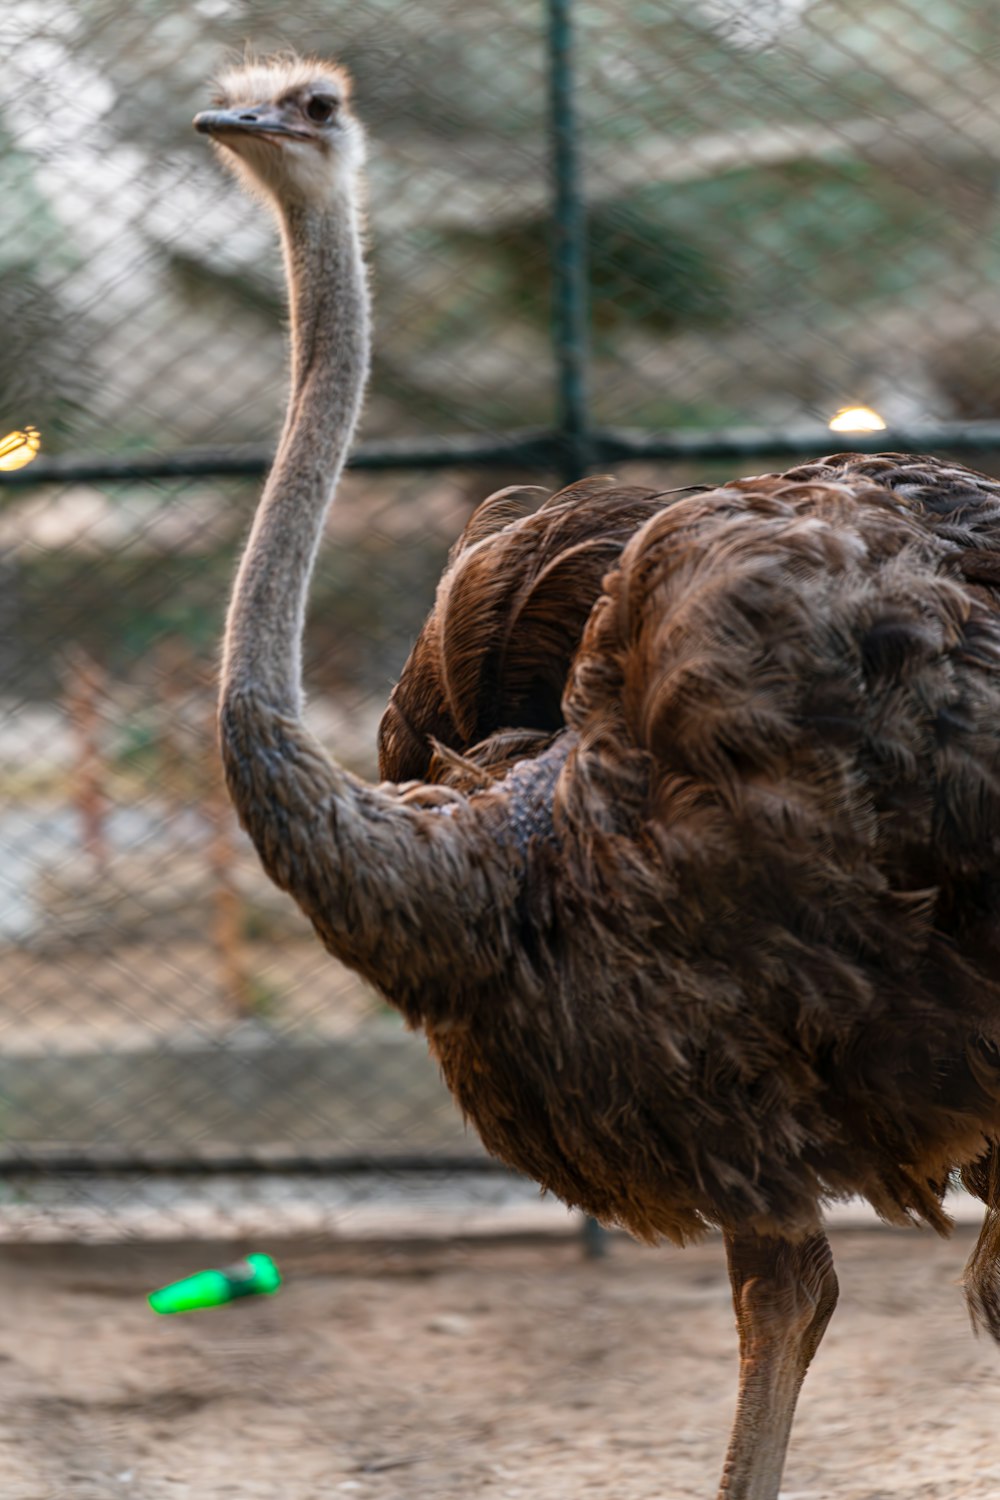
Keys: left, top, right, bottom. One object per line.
{"left": 376, "top": 453, "right": 1000, "bottom": 1259}
{"left": 378, "top": 478, "right": 705, "bottom": 781}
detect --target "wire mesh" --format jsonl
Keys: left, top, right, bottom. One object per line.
{"left": 4, "top": 0, "right": 1000, "bottom": 1237}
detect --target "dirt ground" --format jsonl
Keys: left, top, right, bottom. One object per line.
{"left": 3, "top": 1226, "right": 1000, "bottom": 1500}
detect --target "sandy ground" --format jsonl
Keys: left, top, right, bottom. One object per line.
{"left": 2, "top": 1227, "right": 1000, "bottom": 1500}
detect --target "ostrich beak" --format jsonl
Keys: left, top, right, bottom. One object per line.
{"left": 193, "top": 105, "right": 313, "bottom": 142}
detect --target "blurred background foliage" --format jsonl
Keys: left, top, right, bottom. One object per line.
{"left": 5, "top": 0, "right": 1000, "bottom": 698}
{"left": 6, "top": 0, "right": 1000, "bottom": 459}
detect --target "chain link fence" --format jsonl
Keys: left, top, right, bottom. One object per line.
{"left": 4, "top": 0, "right": 1000, "bottom": 1239}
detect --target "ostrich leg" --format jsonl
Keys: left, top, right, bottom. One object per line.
{"left": 716, "top": 1229, "right": 838, "bottom": 1500}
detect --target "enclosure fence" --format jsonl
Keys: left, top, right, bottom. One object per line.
{"left": 4, "top": 0, "right": 1000, "bottom": 1237}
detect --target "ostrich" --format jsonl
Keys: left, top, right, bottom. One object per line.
{"left": 196, "top": 55, "right": 1000, "bottom": 1500}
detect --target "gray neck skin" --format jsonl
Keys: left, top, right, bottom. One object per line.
{"left": 221, "top": 194, "right": 370, "bottom": 714}
{"left": 216, "top": 187, "right": 522, "bottom": 1008}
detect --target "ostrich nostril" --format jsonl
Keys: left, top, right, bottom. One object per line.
{"left": 238, "top": 112, "right": 258, "bottom": 122}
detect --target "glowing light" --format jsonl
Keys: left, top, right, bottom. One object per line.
{"left": 0, "top": 426, "right": 41, "bottom": 471}
{"left": 827, "top": 406, "right": 887, "bottom": 433}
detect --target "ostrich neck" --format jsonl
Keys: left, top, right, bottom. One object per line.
{"left": 221, "top": 193, "right": 369, "bottom": 714}
{"left": 216, "top": 185, "right": 523, "bottom": 1011}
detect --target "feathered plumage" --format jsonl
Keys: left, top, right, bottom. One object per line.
{"left": 381, "top": 453, "right": 1000, "bottom": 1257}
{"left": 378, "top": 478, "right": 702, "bottom": 787}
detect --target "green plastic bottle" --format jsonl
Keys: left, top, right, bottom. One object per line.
{"left": 148, "top": 1252, "right": 282, "bottom": 1314}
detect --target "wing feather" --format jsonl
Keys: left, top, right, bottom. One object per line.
{"left": 378, "top": 477, "right": 698, "bottom": 781}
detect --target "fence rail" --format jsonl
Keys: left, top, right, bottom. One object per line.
{"left": 9, "top": 418, "right": 1000, "bottom": 493}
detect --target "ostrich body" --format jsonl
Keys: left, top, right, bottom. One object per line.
{"left": 198, "top": 57, "right": 1000, "bottom": 1500}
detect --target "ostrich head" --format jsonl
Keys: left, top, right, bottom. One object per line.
{"left": 194, "top": 54, "right": 364, "bottom": 207}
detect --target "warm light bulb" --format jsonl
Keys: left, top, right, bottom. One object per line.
{"left": 827, "top": 406, "right": 887, "bottom": 433}
{"left": 0, "top": 426, "right": 41, "bottom": 471}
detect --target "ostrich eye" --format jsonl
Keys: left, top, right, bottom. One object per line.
{"left": 305, "top": 94, "right": 338, "bottom": 124}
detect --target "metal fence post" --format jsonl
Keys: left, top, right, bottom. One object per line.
{"left": 546, "top": 0, "right": 592, "bottom": 488}
{"left": 547, "top": 0, "right": 608, "bottom": 1260}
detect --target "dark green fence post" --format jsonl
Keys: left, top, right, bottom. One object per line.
{"left": 547, "top": 0, "right": 607, "bottom": 1260}
{"left": 546, "top": 0, "right": 592, "bottom": 488}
